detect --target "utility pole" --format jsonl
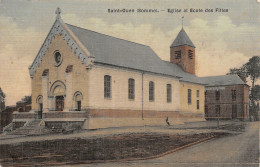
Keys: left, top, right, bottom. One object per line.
{"left": 216, "top": 105, "right": 220, "bottom": 129}
{"left": 182, "top": 16, "right": 184, "bottom": 28}
{"left": 217, "top": 110, "right": 220, "bottom": 129}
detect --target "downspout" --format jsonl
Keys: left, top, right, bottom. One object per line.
{"left": 142, "top": 72, "right": 144, "bottom": 120}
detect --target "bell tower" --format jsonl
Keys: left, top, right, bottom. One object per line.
{"left": 170, "top": 28, "right": 196, "bottom": 75}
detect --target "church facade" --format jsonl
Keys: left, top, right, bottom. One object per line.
{"left": 11, "top": 9, "right": 248, "bottom": 130}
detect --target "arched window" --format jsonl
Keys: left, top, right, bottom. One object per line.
{"left": 149, "top": 81, "right": 154, "bottom": 101}
{"left": 18, "top": 107, "right": 24, "bottom": 112}
{"left": 104, "top": 75, "right": 111, "bottom": 98}
{"left": 74, "top": 92, "right": 83, "bottom": 111}
{"left": 128, "top": 78, "right": 135, "bottom": 100}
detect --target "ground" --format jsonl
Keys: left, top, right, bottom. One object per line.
{"left": 101, "top": 122, "right": 259, "bottom": 167}
{"left": 0, "top": 121, "right": 258, "bottom": 166}
{"left": 0, "top": 132, "right": 228, "bottom": 166}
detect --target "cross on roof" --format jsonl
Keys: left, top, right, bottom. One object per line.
{"left": 55, "top": 7, "right": 61, "bottom": 19}
{"left": 182, "top": 16, "right": 184, "bottom": 28}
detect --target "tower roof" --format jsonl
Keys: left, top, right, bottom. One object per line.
{"left": 170, "top": 28, "right": 195, "bottom": 48}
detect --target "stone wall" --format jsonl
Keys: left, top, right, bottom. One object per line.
{"left": 84, "top": 109, "right": 204, "bottom": 129}
{"left": 88, "top": 65, "right": 181, "bottom": 112}
{"left": 43, "top": 111, "right": 88, "bottom": 119}
{"left": 0, "top": 110, "right": 14, "bottom": 131}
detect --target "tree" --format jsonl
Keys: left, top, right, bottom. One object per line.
{"left": 227, "top": 55, "right": 260, "bottom": 121}
{"left": 250, "top": 85, "right": 260, "bottom": 101}
{"left": 0, "top": 87, "right": 6, "bottom": 111}
{"left": 22, "top": 96, "right": 32, "bottom": 104}
{"left": 0, "top": 87, "right": 5, "bottom": 98}
{"left": 227, "top": 56, "right": 260, "bottom": 85}
{"left": 227, "top": 66, "right": 248, "bottom": 83}
{"left": 246, "top": 56, "right": 260, "bottom": 121}
{"left": 245, "top": 56, "right": 260, "bottom": 88}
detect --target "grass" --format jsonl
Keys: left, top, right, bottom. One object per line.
{"left": 0, "top": 132, "right": 228, "bottom": 166}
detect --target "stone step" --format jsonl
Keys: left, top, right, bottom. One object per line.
{"left": 9, "top": 120, "right": 45, "bottom": 135}
{"left": 10, "top": 129, "right": 31, "bottom": 135}
{"left": 20, "top": 126, "right": 37, "bottom": 129}
{"left": 25, "top": 124, "right": 39, "bottom": 128}
{"left": 26, "top": 120, "right": 42, "bottom": 126}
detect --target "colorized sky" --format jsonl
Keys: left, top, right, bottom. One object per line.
{"left": 0, "top": 0, "right": 259, "bottom": 105}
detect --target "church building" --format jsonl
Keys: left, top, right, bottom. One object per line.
{"left": 11, "top": 8, "right": 248, "bottom": 130}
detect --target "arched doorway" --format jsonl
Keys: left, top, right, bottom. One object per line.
{"left": 74, "top": 91, "right": 83, "bottom": 111}
{"left": 50, "top": 81, "right": 66, "bottom": 111}
{"left": 36, "top": 95, "right": 43, "bottom": 119}
{"left": 53, "top": 85, "right": 65, "bottom": 111}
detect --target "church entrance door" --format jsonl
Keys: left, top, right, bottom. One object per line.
{"left": 56, "top": 96, "right": 64, "bottom": 111}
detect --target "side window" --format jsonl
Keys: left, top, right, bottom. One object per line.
{"left": 205, "top": 105, "right": 208, "bottom": 117}
{"left": 149, "top": 81, "right": 155, "bottom": 101}
{"left": 128, "top": 78, "right": 135, "bottom": 100}
{"left": 215, "top": 105, "right": 220, "bottom": 117}
{"left": 197, "top": 90, "right": 199, "bottom": 97}
{"left": 188, "top": 89, "right": 192, "bottom": 104}
{"left": 104, "top": 75, "right": 111, "bottom": 98}
{"left": 197, "top": 100, "right": 200, "bottom": 110}
{"left": 215, "top": 90, "right": 220, "bottom": 100}
{"left": 167, "top": 84, "right": 172, "bottom": 103}
{"left": 232, "top": 90, "right": 236, "bottom": 101}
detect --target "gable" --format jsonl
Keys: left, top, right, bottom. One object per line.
{"left": 29, "top": 19, "right": 93, "bottom": 78}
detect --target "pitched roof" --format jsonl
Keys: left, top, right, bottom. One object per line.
{"left": 66, "top": 23, "right": 203, "bottom": 84}
{"left": 163, "top": 61, "right": 205, "bottom": 84}
{"left": 200, "top": 75, "right": 245, "bottom": 86}
{"left": 170, "top": 28, "right": 195, "bottom": 48}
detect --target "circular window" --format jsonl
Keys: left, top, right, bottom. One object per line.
{"left": 54, "top": 51, "right": 62, "bottom": 66}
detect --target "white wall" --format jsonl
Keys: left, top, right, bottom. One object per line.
{"left": 88, "top": 65, "right": 180, "bottom": 112}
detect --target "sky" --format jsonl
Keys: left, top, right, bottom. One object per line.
{"left": 0, "top": 0, "right": 259, "bottom": 105}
